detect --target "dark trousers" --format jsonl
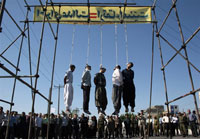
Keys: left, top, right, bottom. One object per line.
{"left": 83, "top": 86, "right": 91, "bottom": 111}
{"left": 112, "top": 85, "right": 122, "bottom": 112}
{"left": 35, "top": 127, "right": 41, "bottom": 139}
{"left": 123, "top": 84, "right": 135, "bottom": 108}
{"left": 190, "top": 121, "right": 198, "bottom": 137}
{"left": 125, "top": 126, "right": 131, "bottom": 137}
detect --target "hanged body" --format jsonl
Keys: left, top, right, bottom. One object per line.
{"left": 112, "top": 65, "right": 123, "bottom": 115}
{"left": 122, "top": 62, "right": 136, "bottom": 113}
{"left": 64, "top": 64, "right": 76, "bottom": 112}
{"left": 94, "top": 67, "right": 108, "bottom": 115}
{"left": 81, "top": 64, "right": 92, "bottom": 115}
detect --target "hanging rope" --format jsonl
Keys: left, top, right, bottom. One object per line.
{"left": 100, "top": 24, "right": 103, "bottom": 67}
{"left": 115, "top": 23, "right": 118, "bottom": 65}
{"left": 124, "top": 23, "right": 129, "bottom": 64}
{"left": 69, "top": 24, "right": 76, "bottom": 65}
{"left": 86, "top": 24, "right": 90, "bottom": 64}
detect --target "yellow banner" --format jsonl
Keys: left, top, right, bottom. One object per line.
{"left": 34, "top": 6, "right": 152, "bottom": 24}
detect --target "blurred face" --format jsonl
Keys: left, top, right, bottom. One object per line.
{"left": 71, "top": 67, "right": 75, "bottom": 72}
{"left": 100, "top": 69, "right": 106, "bottom": 73}
{"left": 0, "top": 107, "right": 3, "bottom": 113}
{"left": 6, "top": 110, "right": 9, "bottom": 115}
{"left": 87, "top": 66, "right": 91, "bottom": 70}
{"left": 127, "top": 63, "right": 133, "bottom": 69}
{"left": 22, "top": 112, "right": 25, "bottom": 116}
{"left": 74, "top": 114, "right": 77, "bottom": 119}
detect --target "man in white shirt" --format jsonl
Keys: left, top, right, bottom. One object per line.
{"left": 171, "top": 114, "right": 179, "bottom": 136}
{"left": 64, "top": 64, "right": 76, "bottom": 112}
{"left": 162, "top": 114, "right": 170, "bottom": 137}
{"left": 112, "top": 65, "right": 123, "bottom": 115}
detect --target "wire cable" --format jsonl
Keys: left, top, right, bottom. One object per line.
{"left": 86, "top": 24, "right": 90, "bottom": 64}
{"left": 14, "top": 0, "right": 62, "bottom": 83}
{"left": 124, "top": 23, "right": 129, "bottom": 64}
{"left": 115, "top": 23, "right": 118, "bottom": 65}
{"left": 100, "top": 24, "right": 103, "bottom": 67}
{"left": 70, "top": 24, "right": 76, "bottom": 65}
{"left": 2, "top": 23, "right": 51, "bottom": 82}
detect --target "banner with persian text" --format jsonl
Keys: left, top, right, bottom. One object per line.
{"left": 34, "top": 6, "right": 152, "bottom": 24}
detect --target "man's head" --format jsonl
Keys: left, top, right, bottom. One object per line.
{"left": 73, "top": 114, "right": 78, "bottom": 119}
{"left": 81, "top": 113, "right": 85, "bottom": 118}
{"left": 70, "top": 64, "right": 76, "bottom": 72}
{"left": 22, "top": 112, "right": 26, "bottom": 116}
{"left": 114, "top": 65, "right": 121, "bottom": 70}
{"left": 100, "top": 67, "right": 106, "bottom": 73}
{"left": 0, "top": 106, "right": 3, "bottom": 113}
{"left": 85, "top": 64, "right": 91, "bottom": 70}
{"left": 127, "top": 62, "right": 134, "bottom": 69}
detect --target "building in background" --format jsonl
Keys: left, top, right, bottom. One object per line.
{"left": 145, "top": 105, "right": 164, "bottom": 117}
{"left": 169, "top": 105, "right": 179, "bottom": 114}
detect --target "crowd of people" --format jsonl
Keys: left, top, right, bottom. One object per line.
{"left": 0, "top": 106, "right": 199, "bottom": 139}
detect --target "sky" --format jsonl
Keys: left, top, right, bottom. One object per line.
{"left": 0, "top": 0, "right": 200, "bottom": 117}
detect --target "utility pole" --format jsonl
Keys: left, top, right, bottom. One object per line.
{"left": 54, "top": 85, "right": 64, "bottom": 115}
{"left": 0, "top": 0, "right": 6, "bottom": 32}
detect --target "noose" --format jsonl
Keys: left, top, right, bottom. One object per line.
{"left": 124, "top": 23, "right": 129, "bottom": 64}
{"left": 115, "top": 23, "right": 118, "bottom": 65}
{"left": 100, "top": 24, "right": 103, "bottom": 68}
{"left": 69, "top": 24, "right": 76, "bottom": 65}
{"left": 86, "top": 24, "right": 90, "bottom": 64}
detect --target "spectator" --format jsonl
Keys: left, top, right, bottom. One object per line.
{"left": 60, "top": 112, "right": 68, "bottom": 138}
{"left": 55, "top": 114, "right": 62, "bottom": 139}
{"left": 0, "top": 106, "right": 5, "bottom": 138}
{"left": 171, "top": 114, "right": 179, "bottom": 136}
{"left": 72, "top": 114, "right": 79, "bottom": 139}
{"left": 41, "top": 114, "right": 48, "bottom": 139}
{"left": 146, "top": 115, "right": 153, "bottom": 136}
{"left": 1, "top": 110, "right": 9, "bottom": 138}
{"left": 97, "top": 114, "right": 106, "bottom": 139}
{"left": 188, "top": 110, "right": 198, "bottom": 137}
{"left": 114, "top": 115, "right": 122, "bottom": 138}
{"left": 79, "top": 113, "right": 89, "bottom": 139}
{"left": 18, "top": 112, "right": 27, "bottom": 139}
{"left": 124, "top": 114, "right": 131, "bottom": 138}
{"left": 67, "top": 114, "right": 73, "bottom": 139}
{"left": 138, "top": 111, "right": 146, "bottom": 139}
{"left": 179, "top": 112, "right": 187, "bottom": 137}
{"left": 162, "top": 114, "right": 170, "bottom": 137}
{"left": 35, "top": 113, "right": 42, "bottom": 139}
{"left": 153, "top": 116, "right": 159, "bottom": 136}
{"left": 159, "top": 114, "right": 164, "bottom": 136}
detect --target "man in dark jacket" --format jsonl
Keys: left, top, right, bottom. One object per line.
{"left": 79, "top": 113, "right": 88, "bottom": 139}
{"left": 72, "top": 114, "right": 79, "bottom": 139}
{"left": 81, "top": 64, "right": 92, "bottom": 115}
{"left": 124, "top": 114, "right": 131, "bottom": 138}
{"left": 122, "top": 62, "right": 136, "bottom": 113}
{"left": 94, "top": 67, "right": 108, "bottom": 115}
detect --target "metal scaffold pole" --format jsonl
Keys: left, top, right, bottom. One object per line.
{"left": 0, "top": 0, "right": 6, "bottom": 32}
